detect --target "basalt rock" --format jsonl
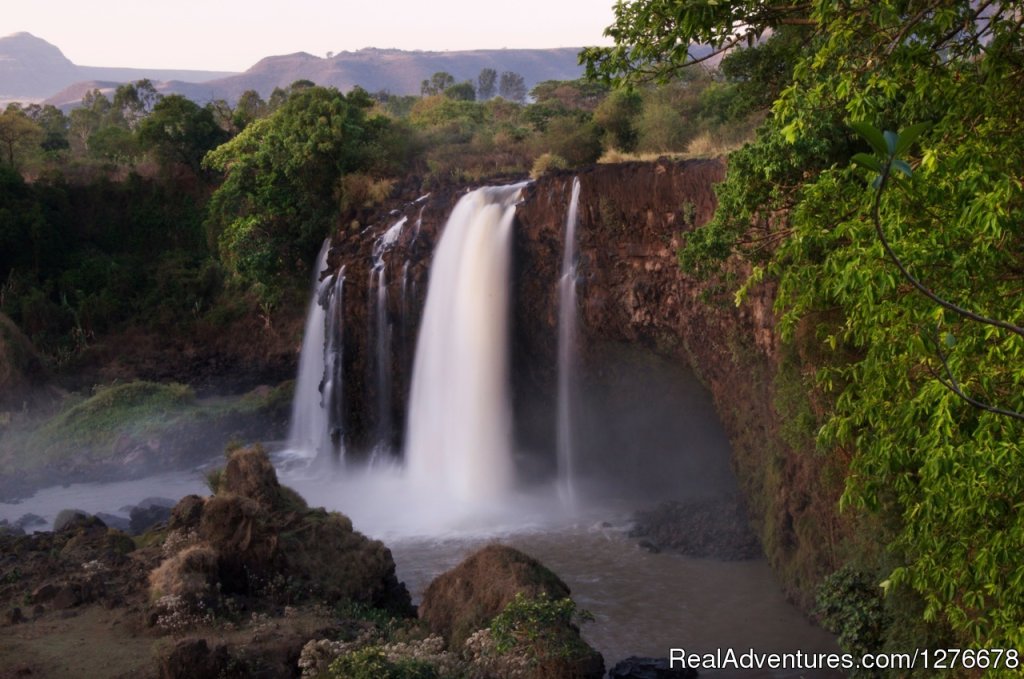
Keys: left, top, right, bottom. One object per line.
{"left": 419, "top": 544, "right": 571, "bottom": 647}
{"left": 630, "top": 498, "right": 762, "bottom": 560}
{"left": 421, "top": 544, "right": 604, "bottom": 679}
{"left": 159, "top": 638, "right": 240, "bottom": 679}
{"left": 155, "top": 445, "right": 412, "bottom": 614}
{"left": 609, "top": 656, "right": 698, "bottom": 679}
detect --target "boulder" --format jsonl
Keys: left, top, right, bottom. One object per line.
{"left": 159, "top": 638, "right": 240, "bottom": 679}
{"left": 129, "top": 502, "right": 173, "bottom": 534}
{"left": 630, "top": 498, "right": 761, "bottom": 560}
{"left": 13, "top": 513, "right": 46, "bottom": 530}
{"left": 95, "top": 512, "right": 132, "bottom": 532}
{"left": 155, "top": 445, "right": 412, "bottom": 614}
{"left": 168, "top": 494, "right": 205, "bottom": 531}
{"left": 419, "top": 544, "right": 571, "bottom": 648}
{"left": 53, "top": 509, "right": 96, "bottom": 532}
{"left": 221, "top": 445, "right": 282, "bottom": 510}
{"left": 609, "top": 656, "right": 699, "bottom": 678}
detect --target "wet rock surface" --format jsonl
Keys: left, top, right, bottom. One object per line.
{"left": 419, "top": 543, "right": 571, "bottom": 647}
{"left": 630, "top": 498, "right": 762, "bottom": 560}
{"left": 609, "top": 656, "right": 699, "bottom": 678}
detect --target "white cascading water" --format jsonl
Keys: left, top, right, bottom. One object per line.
{"left": 322, "top": 265, "right": 346, "bottom": 458}
{"left": 557, "top": 177, "right": 581, "bottom": 504}
{"left": 287, "top": 240, "right": 333, "bottom": 458}
{"left": 404, "top": 184, "right": 527, "bottom": 503}
{"left": 369, "top": 217, "right": 405, "bottom": 454}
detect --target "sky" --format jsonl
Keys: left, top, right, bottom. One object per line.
{"left": 4, "top": 0, "right": 617, "bottom": 72}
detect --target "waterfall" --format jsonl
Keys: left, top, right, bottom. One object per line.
{"left": 368, "top": 217, "right": 405, "bottom": 455}
{"left": 557, "top": 178, "right": 581, "bottom": 503}
{"left": 405, "top": 184, "right": 526, "bottom": 502}
{"left": 323, "top": 265, "right": 346, "bottom": 459}
{"left": 374, "top": 262, "right": 391, "bottom": 452}
{"left": 287, "top": 240, "right": 333, "bottom": 458}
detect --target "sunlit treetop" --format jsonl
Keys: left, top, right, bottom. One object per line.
{"left": 582, "top": 0, "right": 1023, "bottom": 86}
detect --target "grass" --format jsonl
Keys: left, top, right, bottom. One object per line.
{"left": 13, "top": 381, "right": 197, "bottom": 469}
{"left": 0, "top": 379, "right": 292, "bottom": 476}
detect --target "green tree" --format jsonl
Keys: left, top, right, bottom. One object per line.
{"left": 593, "top": 88, "right": 641, "bottom": 152}
{"left": 233, "top": 90, "right": 267, "bottom": 130}
{"left": 498, "top": 71, "right": 527, "bottom": 103}
{"left": 477, "top": 67, "right": 497, "bottom": 100}
{"left": 111, "top": 79, "right": 160, "bottom": 130}
{"left": 421, "top": 71, "right": 456, "bottom": 96}
{"left": 204, "top": 86, "right": 394, "bottom": 298}
{"left": 589, "top": 0, "right": 1024, "bottom": 656}
{"left": 23, "top": 104, "right": 69, "bottom": 153}
{"left": 137, "top": 95, "right": 229, "bottom": 174}
{"left": 68, "top": 89, "right": 112, "bottom": 154}
{"left": 444, "top": 81, "right": 476, "bottom": 102}
{"left": 0, "top": 107, "right": 44, "bottom": 167}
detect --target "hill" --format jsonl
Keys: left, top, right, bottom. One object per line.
{"left": 0, "top": 32, "right": 235, "bottom": 101}
{"left": 2, "top": 32, "right": 589, "bottom": 109}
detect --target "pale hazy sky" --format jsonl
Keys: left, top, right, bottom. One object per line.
{"left": 4, "top": 0, "right": 617, "bottom": 72}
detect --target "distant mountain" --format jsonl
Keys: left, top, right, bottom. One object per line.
{"left": 4, "top": 32, "right": 589, "bottom": 109}
{"left": 0, "top": 32, "right": 235, "bottom": 101}
{"left": 179, "top": 47, "right": 588, "bottom": 103}
{"left": 45, "top": 46, "right": 588, "bottom": 109}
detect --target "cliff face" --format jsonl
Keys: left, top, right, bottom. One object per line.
{"left": 326, "top": 159, "right": 840, "bottom": 608}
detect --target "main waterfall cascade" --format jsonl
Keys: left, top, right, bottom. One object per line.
{"left": 404, "top": 184, "right": 526, "bottom": 502}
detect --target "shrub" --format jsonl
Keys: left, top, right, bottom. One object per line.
{"left": 530, "top": 153, "right": 568, "bottom": 179}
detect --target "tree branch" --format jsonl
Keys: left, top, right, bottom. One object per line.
{"left": 871, "top": 166, "right": 1024, "bottom": 342}
{"left": 928, "top": 327, "right": 1024, "bottom": 421}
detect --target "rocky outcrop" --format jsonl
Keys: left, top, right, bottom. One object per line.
{"left": 630, "top": 498, "right": 761, "bottom": 560}
{"left": 419, "top": 544, "right": 571, "bottom": 647}
{"left": 419, "top": 544, "right": 604, "bottom": 679}
{"left": 156, "top": 445, "right": 412, "bottom": 614}
{"left": 609, "top": 656, "right": 698, "bottom": 679}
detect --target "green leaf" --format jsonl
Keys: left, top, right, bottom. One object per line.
{"left": 851, "top": 121, "right": 887, "bottom": 157}
{"left": 892, "top": 158, "right": 913, "bottom": 177}
{"left": 895, "top": 122, "right": 932, "bottom": 156}
{"left": 883, "top": 130, "right": 899, "bottom": 156}
{"left": 851, "top": 152, "right": 884, "bottom": 173}
{"left": 945, "top": 332, "right": 956, "bottom": 348}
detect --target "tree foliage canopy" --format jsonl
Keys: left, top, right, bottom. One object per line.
{"left": 203, "top": 86, "right": 394, "bottom": 298}
{"left": 591, "top": 0, "right": 1024, "bottom": 653}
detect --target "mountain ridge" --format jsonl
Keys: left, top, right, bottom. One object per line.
{"left": 0, "top": 32, "right": 235, "bottom": 101}
{"left": 1, "top": 33, "right": 588, "bottom": 108}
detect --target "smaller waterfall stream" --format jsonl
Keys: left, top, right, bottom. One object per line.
{"left": 557, "top": 177, "right": 581, "bottom": 504}
{"left": 368, "top": 217, "right": 405, "bottom": 455}
{"left": 323, "top": 266, "right": 346, "bottom": 458}
{"left": 286, "top": 240, "right": 332, "bottom": 458}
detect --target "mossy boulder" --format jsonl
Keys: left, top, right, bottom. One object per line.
{"left": 153, "top": 445, "right": 412, "bottom": 615}
{"left": 419, "top": 544, "right": 572, "bottom": 649}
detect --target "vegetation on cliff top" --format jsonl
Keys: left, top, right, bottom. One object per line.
{"left": 590, "top": 0, "right": 1024, "bottom": 661}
